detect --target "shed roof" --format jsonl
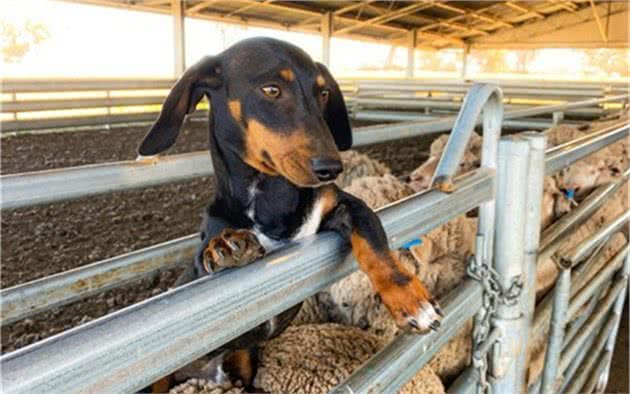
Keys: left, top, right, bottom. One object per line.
{"left": 66, "top": 1, "right": 628, "bottom": 49}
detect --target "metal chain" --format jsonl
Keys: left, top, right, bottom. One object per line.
{"left": 467, "top": 253, "right": 523, "bottom": 394}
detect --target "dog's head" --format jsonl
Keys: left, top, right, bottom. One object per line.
{"left": 138, "top": 37, "right": 352, "bottom": 187}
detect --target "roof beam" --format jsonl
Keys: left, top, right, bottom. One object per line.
{"left": 334, "top": 2, "right": 433, "bottom": 35}
{"left": 186, "top": 0, "right": 221, "bottom": 14}
{"left": 292, "top": 1, "right": 376, "bottom": 28}
{"left": 505, "top": 2, "right": 545, "bottom": 19}
{"left": 224, "top": 0, "right": 272, "bottom": 18}
{"left": 589, "top": 0, "right": 608, "bottom": 42}
{"left": 432, "top": 2, "right": 513, "bottom": 28}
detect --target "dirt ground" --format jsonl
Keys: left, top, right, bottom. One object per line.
{"left": 1, "top": 119, "right": 627, "bottom": 394}
{"left": 0, "top": 118, "right": 433, "bottom": 352}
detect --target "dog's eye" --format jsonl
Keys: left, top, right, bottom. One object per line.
{"left": 320, "top": 89, "right": 330, "bottom": 104}
{"left": 261, "top": 84, "right": 281, "bottom": 99}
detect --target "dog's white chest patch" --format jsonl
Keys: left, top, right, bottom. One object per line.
{"left": 246, "top": 184, "right": 324, "bottom": 252}
{"left": 292, "top": 197, "right": 325, "bottom": 241}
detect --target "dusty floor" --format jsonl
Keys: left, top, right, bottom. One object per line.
{"left": 1, "top": 119, "right": 627, "bottom": 394}
{"left": 0, "top": 118, "right": 434, "bottom": 352}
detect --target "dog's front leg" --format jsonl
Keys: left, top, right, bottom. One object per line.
{"left": 322, "top": 189, "right": 442, "bottom": 333}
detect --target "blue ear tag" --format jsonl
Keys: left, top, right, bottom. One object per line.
{"left": 402, "top": 238, "right": 423, "bottom": 249}
{"left": 564, "top": 188, "right": 575, "bottom": 199}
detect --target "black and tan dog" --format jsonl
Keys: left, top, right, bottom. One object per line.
{"left": 139, "top": 37, "right": 442, "bottom": 386}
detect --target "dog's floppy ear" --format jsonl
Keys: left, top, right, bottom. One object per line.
{"left": 316, "top": 62, "right": 352, "bottom": 151}
{"left": 138, "top": 56, "right": 223, "bottom": 156}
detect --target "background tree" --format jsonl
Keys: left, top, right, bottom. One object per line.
{"left": 1, "top": 19, "right": 50, "bottom": 63}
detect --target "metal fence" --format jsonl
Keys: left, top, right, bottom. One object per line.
{"left": 2, "top": 78, "right": 628, "bottom": 133}
{"left": 1, "top": 83, "right": 628, "bottom": 394}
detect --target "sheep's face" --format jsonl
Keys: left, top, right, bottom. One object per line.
{"left": 409, "top": 157, "right": 438, "bottom": 192}
{"left": 556, "top": 158, "right": 621, "bottom": 199}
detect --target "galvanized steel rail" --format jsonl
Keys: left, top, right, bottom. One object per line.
{"left": 2, "top": 96, "right": 627, "bottom": 210}
{"left": 0, "top": 167, "right": 494, "bottom": 394}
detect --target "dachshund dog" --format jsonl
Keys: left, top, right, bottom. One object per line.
{"left": 139, "top": 37, "right": 442, "bottom": 386}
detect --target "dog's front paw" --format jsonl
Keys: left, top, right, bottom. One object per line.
{"left": 202, "top": 229, "right": 265, "bottom": 273}
{"left": 379, "top": 278, "right": 443, "bottom": 334}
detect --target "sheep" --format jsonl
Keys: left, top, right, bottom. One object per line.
{"left": 254, "top": 324, "right": 445, "bottom": 394}
{"left": 527, "top": 231, "right": 628, "bottom": 387}
{"left": 535, "top": 185, "right": 628, "bottom": 299}
{"left": 335, "top": 150, "right": 391, "bottom": 189}
{"left": 409, "top": 132, "right": 482, "bottom": 192}
{"left": 170, "top": 324, "right": 445, "bottom": 394}
{"left": 170, "top": 379, "right": 246, "bottom": 394}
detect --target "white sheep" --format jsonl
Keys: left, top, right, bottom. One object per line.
{"left": 335, "top": 150, "right": 391, "bottom": 189}
{"left": 172, "top": 324, "right": 446, "bottom": 394}
{"left": 254, "top": 324, "right": 445, "bottom": 394}
{"left": 409, "top": 132, "right": 482, "bottom": 192}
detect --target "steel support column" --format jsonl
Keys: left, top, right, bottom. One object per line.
{"left": 461, "top": 44, "right": 471, "bottom": 79}
{"left": 321, "top": 12, "right": 332, "bottom": 66}
{"left": 406, "top": 29, "right": 416, "bottom": 78}
{"left": 172, "top": 0, "right": 186, "bottom": 76}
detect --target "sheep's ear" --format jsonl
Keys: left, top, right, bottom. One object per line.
{"left": 316, "top": 62, "right": 352, "bottom": 151}
{"left": 138, "top": 56, "right": 223, "bottom": 156}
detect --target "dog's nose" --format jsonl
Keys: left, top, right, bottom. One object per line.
{"left": 311, "top": 157, "right": 343, "bottom": 181}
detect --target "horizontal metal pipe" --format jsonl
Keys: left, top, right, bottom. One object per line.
{"left": 559, "top": 278, "right": 625, "bottom": 374}
{"left": 1, "top": 151, "right": 214, "bottom": 210}
{"left": 556, "top": 210, "right": 630, "bottom": 269}
{"left": 562, "top": 282, "right": 606, "bottom": 351}
{"left": 0, "top": 234, "right": 198, "bottom": 325}
{"left": 1, "top": 78, "right": 176, "bottom": 92}
{"left": 2, "top": 103, "right": 626, "bottom": 211}
{"left": 1, "top": 111, "right": 208, "bottom": 133}
{"left": 0, "top": 167, "right": 493, "bottom": 326}
{"left": 353, "top": 96, "right": 627, "bottom": 147}
{"left": 581, "top": 351, "right": 612, "bottom": 394}
{"left": 539, "top": 169, "right": 630, "bottom": 255}
{"left": 566, "top": 247, "right": 628, "bottom": 320}
{"left": 1, "top": 113, "right": 160, "bottom": 132}
{"left": 353, "top": 111, "right": 576, "bottom": 130}
{"left": 559, "top": 318, "right": 604, "bottom": 394}
{"left": 545, "top": 122, "right": 629, "bottom": 175}
{"left": 0, "top": 169, "right": 493, "bottom": 394}
{"left": 331, "top": 280, "right": 482, "bottom": 394}
{"left": 2, "top": 96, "right": 167, "bottom": 112}
{"left": 564, "top": 316, "right": 618, "bottom": 394}
{"left": 531, "top": 237, "right": 614, "bottom": 349}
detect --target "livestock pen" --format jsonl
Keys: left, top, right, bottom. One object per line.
{"left": 1, "top": 81, "right": 628, "bottom": 393}
{"left": 1, "top": 1, "right": 629, "bottom": 393}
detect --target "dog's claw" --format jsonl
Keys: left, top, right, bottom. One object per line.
{"left": 203, "top": 229, "right": 265, "bottom": 273}
{"left": 429, "top": 320, "right": 441, "bottom": 331}
{"left": 227, "top": 240, "right": 239, "bottom": 252}
{"left": 430, "top": 299, "right": 444, "bottom": 317}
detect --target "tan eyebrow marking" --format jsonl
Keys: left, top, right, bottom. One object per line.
{"left": 280, "top": 68, "right": 295, "bottom": 82}
{"left": 316, "top": 75, "right": 326, "bottom": 87}
{"left": 228, "top": 100, "right": 242, "bottom": 122}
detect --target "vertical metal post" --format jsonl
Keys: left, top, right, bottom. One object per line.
{"left": 516, "top": 133, "right": 546, "bottom": 391}
{"left": 490, "top": 136, "right": 531, "bottom": 393}
{"left": 406, "top": 29, "right": 416, "bottom": 79}
{"left": 172, "top": 0, "right": 186, "bottom": 76}
{"left": 461, "top": 44, "right": 471, "bottom": 79}
{"left": 321, "top": 12, "right": 332, "bottom": 66}
{"left": 552, "top": 111, "right": 564, "bottom": 125}
{"left": 540, "top": 268, "right": 571, "bottom": 394}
